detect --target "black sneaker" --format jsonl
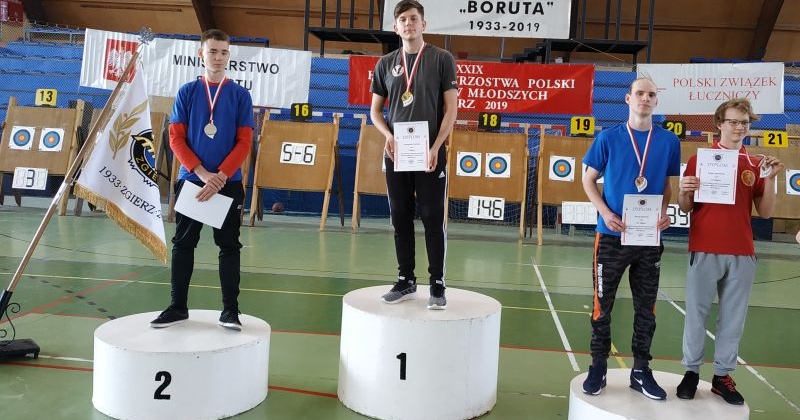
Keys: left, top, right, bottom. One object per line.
{"left": 218, "top": 309, "right": 242, "bottom": 331}
{"left": 630, "top": 367, "right": 667, "bottom": 400}
{"left": 582, "top": 363, "right": 607, "bottom": 395}
{"left": 676, "top": 371, "right": 699, "bottom": 399}
{"left": 428, "top": 280, "right": 447, "bottom": 310}
{"left": 381, "top": 279, "right": 417, "bottom": 304}
{"left": 712, "top": 374, "right": 744, "bottom": 405}
{"left": 150, "top": 306, "right": 188, "bottom": 328}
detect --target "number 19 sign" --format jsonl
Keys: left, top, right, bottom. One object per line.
{"left": 468, "top": 195, "right": 504, "bottom": 221}
{"left": 280, "top": 142, "right": 317, "bottom": 165}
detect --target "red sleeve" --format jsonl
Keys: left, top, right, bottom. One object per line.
{"left": 169, "top": 123, "right": 201, "bottom": 172}
{"left": 218, "top": 126, "right": 253, "bottom": 178}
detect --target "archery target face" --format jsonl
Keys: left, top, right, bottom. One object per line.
{"left": 456, "top": 152, "right": 481, "bottom": 177}
{"left": 38, "top": 128, "right": 64, "bottom": 152}
{"left": 485, "top": 153, "right": 511, "bottom": 178}
{"left": 787, "top": 170, "right": 800, "bottom": 196}
{"left": 9, "top": 126, "right": 35, "bottom": 150}
{"left": 549, "top": 155, "right": 575, "bottom": 182}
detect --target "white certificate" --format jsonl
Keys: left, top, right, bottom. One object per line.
{"left": 174, "top": 181, "right": 233, "bottom": 229}
{"left": 393, "top": 121, "right": 429, "bottom": 172}
{"left": 621, "top": 194, "right": 663, "bottom": 246}
{"left": 694, "top": 148, "right": 738, "bottom": 205}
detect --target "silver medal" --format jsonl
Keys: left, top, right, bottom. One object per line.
{"left": 204, "top": 123, "right": 217, "bottom": 138}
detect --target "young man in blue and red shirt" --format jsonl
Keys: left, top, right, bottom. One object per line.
{"left": 150, "top": 29, "right": 254, "bottom": 331}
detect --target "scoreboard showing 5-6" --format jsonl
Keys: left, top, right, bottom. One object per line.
{"left": 280, "top": 142, "right": 317, "bottom": 165}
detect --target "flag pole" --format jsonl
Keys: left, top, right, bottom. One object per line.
{"left": 0, "top": 30, "right": 154, "bottom": 334}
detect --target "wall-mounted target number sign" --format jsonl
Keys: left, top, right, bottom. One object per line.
{"left": 570, "top": 116, "right": 595, "bottom": 136}
{"left": 291, "top": 103, "right": 312, "bottom": 122}
{"left": 762, "top": 130, "right": 788, "bottom": 148}
{"left": 35, "top": 88, "right": 58, "bottom": 107}
{"left": 663, "top": 120, "right": 686, "bottom": 139}
{"left": 477, "top": 112, "right": 501, "bottom": 131}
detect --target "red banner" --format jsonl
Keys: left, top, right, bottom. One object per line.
{"left": 0, "top": 0, "right": 24, "bottom": 26}
{"left": 349, "top": 56, "right": 594, "bottom": 115}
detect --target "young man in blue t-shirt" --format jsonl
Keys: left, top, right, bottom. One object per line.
{"left": 581, "top": 77, "right": 681, "bottom": 400}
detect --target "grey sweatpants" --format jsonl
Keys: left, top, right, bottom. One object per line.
{"left": 681, "top": 252, "right": 756, "bottom": 377}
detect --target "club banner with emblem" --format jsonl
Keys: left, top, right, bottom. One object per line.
{"left": 381, "top": 0, "right": 571, "bottom": 39}
{"left": 80, "top": 29, "right": 311, "bottom": 108}
{"left": 349, "top": 56, "right": 594, "bottom": 114}
{"left": 75, "top": 61, "right": 167, "bottom": 263}
{"left": 637, "top": 63, "right": 784, "bottom": 115}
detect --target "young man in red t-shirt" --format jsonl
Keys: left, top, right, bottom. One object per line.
{"left": 675, "top": 98, "right": 783, "bottom": 405}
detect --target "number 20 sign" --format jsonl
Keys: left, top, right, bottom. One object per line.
{"left": 280, "top": 142, "right": 317, "bottom": 165}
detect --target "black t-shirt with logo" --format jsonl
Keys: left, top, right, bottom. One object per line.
{"left": 370, "top": 44, "right": 458, "bottom": 146}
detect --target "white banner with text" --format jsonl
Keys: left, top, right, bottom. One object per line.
{"left": 80, "top": 29, "right": 311, "bottom": 108}
{"left": 637, "top": 62, "right": 784, "bottom": 115}
{"left": 382, "top": 0, "right": 571, "bottom": 39}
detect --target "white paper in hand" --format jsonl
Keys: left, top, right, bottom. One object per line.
{"left": 174, "top": 182, "right": 233, "bottom": 229}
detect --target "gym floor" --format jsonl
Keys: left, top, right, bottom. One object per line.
{"left": 1, "top": 199, "right": 799, "bottom": 420}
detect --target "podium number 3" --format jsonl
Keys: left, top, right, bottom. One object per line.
{"left": 396, "top": 353, "right": 407, "bottom": 380}
{"left": 154, "top": 371, "right": 172, "bottom": 400}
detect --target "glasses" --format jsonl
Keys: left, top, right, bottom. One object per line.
{"left": 722, "top": 119, "right": 751, "bottom": 128}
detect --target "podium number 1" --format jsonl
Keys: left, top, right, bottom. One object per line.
{"left": 154, "top": 371, "right": 172, "bottom": 400}
{"left": 396, "top": 352, "right": 407, "bottom": 380}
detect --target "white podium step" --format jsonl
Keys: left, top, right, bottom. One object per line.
{"left": 568, "top": 368, "right": 750, "bottom": 420}
{"left": 93, "top": 310, "right": 271, "bottom": 420}
{"left": 338, "top": 286, "right": 502, "bottom": 420}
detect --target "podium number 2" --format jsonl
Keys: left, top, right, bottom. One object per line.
{"left": 154, "top": 371, "right": 172, "bottom": 400}
{"left": 396, "top": 353, "right": 407, "bottom": 380}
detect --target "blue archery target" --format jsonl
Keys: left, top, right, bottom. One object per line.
{"left": 9, "top": 126, "right": 34, "bottom": 150}
{"left": 787, "top": 171, "right": 800, "bottom": 195}
{"left": 549, "top": 155, "right": 575, "bottom": 182}
{"left": 485, "top": 153, "right": 511, "bottom": 178}
{"left": 38, "top": 128, "right": 64, "bottom": 152}
{"left": 456, "top": 152, "right": 481, "bottom": 177}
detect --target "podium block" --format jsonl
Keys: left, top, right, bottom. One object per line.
{"left": 568, "top": 368, "right": 749, "bottom": 420}
{"left": 338, "top": 286, "right": 501, "bottom": 420}
{"left": 93, "top": 310, "right": 270, "bottom": 420}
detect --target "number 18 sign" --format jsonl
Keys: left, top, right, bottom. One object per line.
{"left": 467, "top": 195, "right": 505, "bottom": 221}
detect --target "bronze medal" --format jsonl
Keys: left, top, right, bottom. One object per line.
{"left": 635, "top": 176, "right": 648, "bottom": 192}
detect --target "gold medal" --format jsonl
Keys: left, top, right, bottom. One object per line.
{"left": 635, "top": 176, "right": 648, "bottom": 192}
{"left": 400, "top": 44, "right": 425, "bottom": 108}
{"left": 401, "top": 91, "right": 413, "bottom": 107}
{"left": 204, "top": 122, "right": 217, "bottom": 138}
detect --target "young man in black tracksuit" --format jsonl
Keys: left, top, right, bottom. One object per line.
{"left": 369, "top": 0, "right": 458, "bottom": 309}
